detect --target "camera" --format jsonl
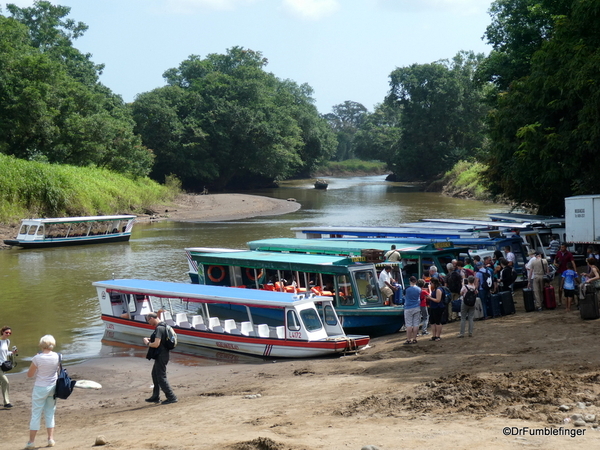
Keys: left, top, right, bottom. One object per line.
{"left": 11, "top": 346, "right": 18, "bottom": 355}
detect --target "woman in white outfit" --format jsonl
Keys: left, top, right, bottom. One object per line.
{"left": 26, "top": 335, "right": 59, "bottom": 449}
{"left": 0, "top": 326, "right": 16, "bottom": 408}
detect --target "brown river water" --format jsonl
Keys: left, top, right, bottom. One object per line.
{"left": 0, "top": 175, "right": 505, "bottom": 367}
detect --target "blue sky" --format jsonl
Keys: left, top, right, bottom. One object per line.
{"left": 5, "top": 0, "right": 495, "bottom": 114}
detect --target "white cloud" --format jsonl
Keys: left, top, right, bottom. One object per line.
{"left": 282, "top": 0, "right": 340, "bottom": 21}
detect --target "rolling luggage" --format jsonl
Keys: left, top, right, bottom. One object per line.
{"left": 580, "top": 289, "right": 599, "bottom": 320}
{"left": 523, "top": 288, "right": 535, "bottom": 312}
{"left": 543, "top": 285, "right": 556, "bottom": 310}
{"left": 500, "top": 290, "right": 515, "bottom": 315}
{"left": 490, "top": 293, "right": 503, "bottom": 318}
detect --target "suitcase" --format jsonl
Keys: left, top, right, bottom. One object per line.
{"left": 543, "top": 285, "right": 556, "bottom": 310}
{"left": 523, "top": 288, "right": 535, "bottom": 312}
{"left": 500, "top": 290, "right": 515, "bottom": 315}
{"left": 580, "top": 289, "right": 599, "bottom": 320}
{"left": 490, "top": 293, "right": 503, "bottom": 318}
{"left": 473, "top": 297, "right": 484, "bottom": 320}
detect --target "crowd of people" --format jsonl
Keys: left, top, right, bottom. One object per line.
{"left": 379, "top": 237, "right": 596, "bottom": 345}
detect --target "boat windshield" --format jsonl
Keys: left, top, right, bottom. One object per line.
{"left": 300, "top": 308, "right": 323, "bottom": 332}
{"left": 352, "top": 269, "right": 381, "bottom": 305}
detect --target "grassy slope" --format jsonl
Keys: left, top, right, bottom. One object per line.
{"left": 0, "top": 154, "right": 178, "bottom": 224}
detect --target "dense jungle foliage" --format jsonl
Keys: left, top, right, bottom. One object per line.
{"left": 2, "top": 1, "right": 600, "bottom": 215}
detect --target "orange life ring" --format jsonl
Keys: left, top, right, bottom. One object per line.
{"left": 245, "top": 268, "right": 264, "bottom": 281}
{"left": 207, "top": 265, "right": 226, "bottom": 283}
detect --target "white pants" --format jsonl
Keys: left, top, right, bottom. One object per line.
{"left": 30, "top": 385, "right": 56, "bottom": 431}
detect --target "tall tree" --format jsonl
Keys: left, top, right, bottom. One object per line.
{"left": 386, "top": 51, "right": 488, "bottom": 181}
{"left": 353, "top": 103, "right": 402, "bottom": 167}
{"left": 0, "top": 2, "right": 153, "bottom": 176}
{"left": 485, "top": 0, "right": 600, "bottom": 215}
{"left": 134, "top": 47, "right": 334, "bottom": 190}
{"left": 324, "top": 101, "right": 367, "bottom": 161}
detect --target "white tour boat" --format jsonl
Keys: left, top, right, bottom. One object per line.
{"left": 4, "top": 215, "right": 136, "bottom": 248}
{"left": 94, "top": 278, "right": 370, "bottom": 359}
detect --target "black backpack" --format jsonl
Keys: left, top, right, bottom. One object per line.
{"left": 448, "top": 271, "right": 462, "bottom": 293}
{"left": 463, "top": 287, "right": 477, "bottom": 307}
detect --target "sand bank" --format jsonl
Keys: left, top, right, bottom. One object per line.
{"left": 3, "top": 285, "right": 600, "bottom": 449}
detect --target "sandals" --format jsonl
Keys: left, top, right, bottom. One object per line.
{"left": 403, "top": 340, "right": 418, "bottom": 345}
{"left": 431, "top": 336, "right": 441, "bottom": 341}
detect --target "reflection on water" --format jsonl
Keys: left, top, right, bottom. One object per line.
{"left": 0, "top": 175, "right": 506, "bottom": 365}
{"left": 101, "top": 331, "right": 269, "bottom": 366}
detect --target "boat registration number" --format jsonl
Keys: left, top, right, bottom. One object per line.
{"left": 288, "top": 331, "right": 302, "bottom": 339}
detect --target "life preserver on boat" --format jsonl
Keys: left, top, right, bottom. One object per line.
{"left": 245, "top": 268, "right": 264, "bottom": 281}
{"left": 207, "top": 265, "right": 226, "bottom": 283}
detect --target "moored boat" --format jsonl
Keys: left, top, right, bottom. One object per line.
{"left": 314, "top": 179, "right": 328, "bottom": 189}
{"left": 94, "top": 278, "right": 370, "bottom": 359}
{"left": 185, "top": 249, "right": 405, "bottom": 337}
{"left": 4, "top": 215, "right": 136, "bottom": 248}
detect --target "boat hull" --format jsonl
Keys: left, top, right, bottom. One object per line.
{"left": 102, "top": 315, "right": 369, "bottom": 359}
{"left": 4, "top": 234, "right": 130, "bottom": 248}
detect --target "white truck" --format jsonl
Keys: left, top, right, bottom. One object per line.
{"left": 565, "top": 195, "right": 600, "bottom": 244}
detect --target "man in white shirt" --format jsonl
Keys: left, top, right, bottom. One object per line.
{"left": 504, "top": 246, "right": 516, "bottom": 266}
{"left": 378, "top": 265, "right": 397, "bottom": 305}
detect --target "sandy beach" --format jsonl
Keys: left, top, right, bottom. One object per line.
{"left": 3, "top": 287, "right": 600, "bottom": 450}
{"left": 0, "top": 193, "right": 301, "bottom": 248}
{"left": 3, "top": 194, "right": 600, "bottom": 449}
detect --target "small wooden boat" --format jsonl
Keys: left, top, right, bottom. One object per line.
{"left": 3, "top": 215, "right": 136, "bottom": 248}
{"left": 314, "top": 179, "right": 328, "bottom": 189}
{"left": 94, "top": 279, "right": 370, "bottom": 359}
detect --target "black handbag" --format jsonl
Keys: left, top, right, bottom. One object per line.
{"left": 54, "top": 353, "right": 76, "bottom": 400}
{"left": 1, "top": 360, "right": 13, "bottom": 372}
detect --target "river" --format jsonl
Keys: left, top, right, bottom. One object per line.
{"left": 0, "top": 175, "right": 506, "bottom": 366}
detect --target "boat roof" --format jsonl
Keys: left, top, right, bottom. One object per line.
{"left": 247, "top": 238, "right": 444, "bottom": 254}
{"left": 488, "top": 213, "right": 565, "bottom": 226}
{"left": 291, "top": 226, "right": 475, "bottom": 239}
{"left": 185, "top": 249, "right": 372, "bottom": 273}
{"left": 21, "top": 215, "right": 136, "bottom": 224}
{"left": 421, "top": 218, "right": 530, "bottom": 229}
{"left": 339, "top": 236, "right": 526, "bottom": 246}
{"left": 93, "top": 279, "right": 322, "bottom": 307}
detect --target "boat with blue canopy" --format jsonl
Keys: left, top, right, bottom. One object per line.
{"left": 94, "top": 278, "right": 370, "bottom": 359}
{"left": 185, "top": 249, "right": 405, "bottom": 337}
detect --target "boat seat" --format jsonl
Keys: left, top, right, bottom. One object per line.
{"left": 240, "top": 321, "right": 256, "bottom": 337}
{"left": 270, "top": 326, "right": 285, "bottom": 339}
{"left": 174, "top": 313, "right": 188, "bottom": 326}
{"left": 179, "top": 320, "right": 191, "bottom": 329}
{"left": 256, "top": 324, "right": 270, "bottom": 338}
{"left": 223, "top": 319, "right": 239, "bottom": 334}
{"left": 134, "top": 315, "right": 146, "bottom": 322}
{"left": 190, "top": 315, "right": 207, "bottom": 331}
{"left": 161, "top": 311, "right": 176, "bottom": 327}
{"left": 208, "top": 317, "right": 224, "bottom": 333}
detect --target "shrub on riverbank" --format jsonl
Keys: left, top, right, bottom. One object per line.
{"left": 314, "top": 159, "right": 387, "bottom": 176}
{"left": 432, "top": 160, "right": 491, "bottom": 200}
{"left": 0, "top": 154, "right": 178, "bottom": 223}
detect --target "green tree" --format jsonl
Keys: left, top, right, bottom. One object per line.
{"left": 324, "top": 101, "right": 368, "bottom": 161}
{"left": 476, "top": 0, "right": 566, "bottom": 90}
{"left": 386, "top": 51, "right": 488, "bottom": 181}
{"left": 133, "top": 47, "right": 333, "bottom": 190}
{"left": 0, "top": 3, "right": 153, "bottom": 177}
{"left": 353, "top": 103, "right": 402, "bottom": 168}
{"left": 485, "top": 0, "right": 600, "bottom": 215}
